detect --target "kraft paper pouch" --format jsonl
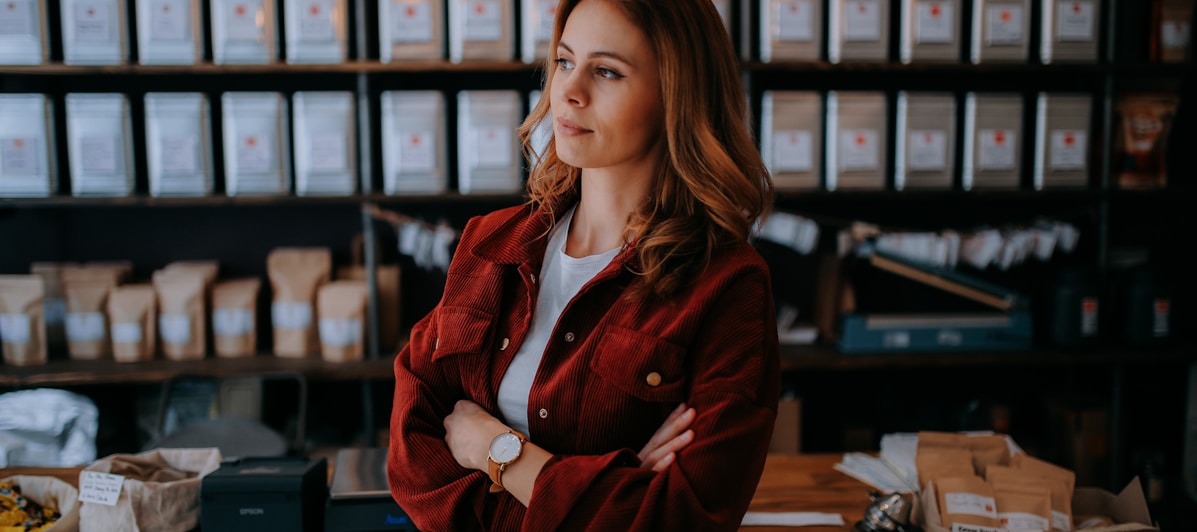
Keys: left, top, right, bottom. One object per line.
{"left": 968, "top": 434, "right": 1011, "bottom": 476}
{"left": 318, "top": 280, "right": 367, "bottom": 363}
{"left": 337, "top": 264, "right": 401, "bottom": 351}
{"left": 64, "top": 279, "right": 114, "bottom": 360}
{"left": 30, "top": 262, "right": 77, "bottom": 350}
{"left": 212, "top": 277, "right": 260, "bottom": 358}
{"left": 994, "top": 487, "right": 1053, "bottom": 531}
{"left": 268, "top": 247, "right": 331, "bottom": 358}
{"left": 987, "top": 464, "right": 1074, "bottom": 530}
{"left": 937, "top": 475, "right": 1001, "bottom": 531}
{"left": 918, "top": 448, "right": 978, "bottom": 491}
{"left": 1011, "top": 453, "right": 1077, "bottom": 492}
{"left": 918, "top": 430, "right": 969, "bottom": 449}
{"left": 107, "top": 284, "right": 156, "bottom": 363}
{"left": 152, "top": 268, "right": 207, "bottom": 360}
{"left": 0, "top": 275, "right": 47, "bottom": 366}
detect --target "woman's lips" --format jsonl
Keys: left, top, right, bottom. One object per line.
{"left": 555, "top": 118, "right": 592, "bottom": 136}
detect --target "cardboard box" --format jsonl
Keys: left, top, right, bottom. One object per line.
{"left": 769, "top": 395, "right": 803, "bottom": 454}
{"left": 913, "top": 477, "right": 1158, "bottom": 532}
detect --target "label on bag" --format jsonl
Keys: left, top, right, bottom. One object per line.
{"left": 843, "top": 0, "right": 881, "bottom": 41}
{"left": 159, "top": 135, "right": 199, "bottom": 174}
{"left": 299, "top": 0, "right": 335, "bottom": 41}
{"left": 0, "top": 0, "right": 35, "bottom": 37}
{"left": 978, "top": 129, "right": 1016, "bottom": 170}
{"left": 149, "top": 0, "right": 188, "bottom": 42}
{"left": 79, "top": 471, "right": 125, "bottom": 506}
{"left": 774, "top": 130, "right": 813, "bottom": 172}
{"left": 273, "top": 301, "right": 312, "bottom": 329}
{"left": 111, "top": 322, "right": 143, "bottom": 343}
{"left": 463, "top": 0, "right": 502, "bottom": 42}
{"left": 909, "top": 130, "right": 947, "bottom": 170}
{"left": 214, "top": 308, "right": 254, "bottom": 336}
{"left": 1080, "top": 297, "right": 1098, "bottom": 337}
{"left": 319, "top": 317, "right": 361, "bottom": 346}
{"left": 0, "top": 313, "right": 31, "bottom": 343}
{"left": 1056, "top": 1, "right": 1095, "bottom": 42}
{"left": 1153, "top": 298, "right": 1170, "bottom": 337}
{"left": 1, "top": 137, "right": 39, "bottom": 176}
{"left": 225, "top": 1, "right": 262, "bottom": 42}
{"left": 66, "top": 311, "right": 107, "bottom": 342}
{"left": 776, "top": 1, "right": 814, "bottom": 42}
{"left": 397, "top": 130, "right": 436, "bottom": 172}
{"left": 943, "top": 492, "right": 998, "bottom": 519}
{"left": 986, "top": 6, "right": 1023, "bottom": 45}
{"left": 160, "top": 313, "right": 191, "bottom": 343}
{"left": 391, "top": 0, "right": 434, "bottom": 43}
{"left": 916, "top": 2, "right": 953, "bottom": 43}
{"left": 74, "top": 2, "right": 113, "bottom": 42}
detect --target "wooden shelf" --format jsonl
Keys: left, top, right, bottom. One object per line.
{"left": 0, "top": 192, "right": 527, "bottom": 209}
{"left": 780, "top": 343, "right": 1195, "bottom": 371}
{"left": 0, "top": 60, "right": 543, "bottom": 76}
{"left": 0, "top": 354, "right": 397, "bottom": 388}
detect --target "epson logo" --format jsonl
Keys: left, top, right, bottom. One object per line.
{"left": 240, "top": 508, "right": 265, "bottom": 516}
{"left": 384, "top": 514, "right": 410, "bottom": 525}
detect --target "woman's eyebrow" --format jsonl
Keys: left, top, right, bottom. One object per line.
{"left": 557, "top": 41, "right": 634, "bottom": 66}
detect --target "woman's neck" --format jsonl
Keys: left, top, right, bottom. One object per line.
{"left": 565, "top": 168, "right": 652, "bottom": 258}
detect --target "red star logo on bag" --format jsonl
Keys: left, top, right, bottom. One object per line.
{"left": 790, "top": 2, "right": 800, "bottom": 13}
{"left": 406, "top": 6, "right": 415, "bottom": 17}
{"left": 235, "top": 4, "right": 246, "bottom": 16}
{"left": 1155, "top": 299, "right": 1170, "bottom": 313}
{"left": 985, "top": 504, "right": 994, "bottom": 512}
{"left": 855, "top": 133, "right": 867, "bottom": 146}
{"left": 487, "top": 130, "right": 496, "bottom": 140}
{"left": 410, "top": 134, "right": 421, "bottom": 146}
{"left": 931, "top": 3, "right": 941, "bottom": 17}
{"left": 1064, "top": 132, "right": 1075, "bottom": 146}
{"left": 246, "top": 136, "right": 257, "bottom": 147}
{"left": 994, "top": 130, "right": 1006, "bottom": 145}
{"left": 6, "top": 3, "right": 15, "bottom": 11}
{"left": 310, "top": 3, "right": 321, "bottom": 16}
{"left": 13, "top": 139, "right": 23, "bottom": 148}
{"left": 857, "top": 2, "right": 868, "bottom": 14}
{"left": 1083, "top": 298, "right": 1098, "bottom": 313}
{"left": 790, "top": 132, "right": 798, "bottom": 143}
{"left": 163, "top": 3, "right": 171, "bottom": 13}
{"left": 475, "top": 2, "right": 485, "bottom": 15}
{"left": 1000, "top": 9, "right": 1011, "bottom": 22}
{"left": 924, "top": 132, "right": 934, "bottom": 144}
{"left": 87, "top": 8, "right": 95, "bottom": 17}
{"left": 1072, "top": 2, "right": 1082, "bottom": 14}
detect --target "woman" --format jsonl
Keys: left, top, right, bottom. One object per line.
{"left": 387, "top": 0, "right": 779, "bottom": 529}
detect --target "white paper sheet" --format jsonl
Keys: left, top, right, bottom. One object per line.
{"left": 741, "top": 511, "right": 845, "bottom": 527}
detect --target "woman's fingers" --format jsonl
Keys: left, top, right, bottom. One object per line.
{"left": 638, "top": 404, "right": 695, "bottom": 467}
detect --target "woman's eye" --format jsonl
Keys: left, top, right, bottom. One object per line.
{"left": 596, "top": 68, "right": 621, "bottom": 79}
{"left": 555, "top": 58, "right": 574, "bottom": 70}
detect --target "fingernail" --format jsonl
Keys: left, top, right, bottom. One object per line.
{"left": 662, "top": 453, "right": 674, "bottom": 464}
{"left": 674, "top": 402, "right": 686, "bottom": 413}
{"left": 682, "top": 430, "right": 693, "bottom": 441}
{"left": 683, "top": 408, "right": 695, "bottom": 419}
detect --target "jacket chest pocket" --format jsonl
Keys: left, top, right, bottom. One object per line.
{"left": 590, "top": 325, "right": 687, "bottom": 404}
{"left": 429, "top": 306, "right": 495, "bottom": 361}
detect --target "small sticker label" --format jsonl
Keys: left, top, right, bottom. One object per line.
{"left": 78, "top": 471, "right": 125, "bottom": 506}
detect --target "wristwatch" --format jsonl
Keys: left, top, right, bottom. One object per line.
{"left": 487, "top": 430, "right": 527, "bottom": 493}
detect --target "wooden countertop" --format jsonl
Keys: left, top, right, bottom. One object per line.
{"left": 1, "top": 452, "right": 872, "bottom": 531}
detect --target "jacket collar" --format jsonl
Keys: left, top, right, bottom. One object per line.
{"left": 471, "top": 197, "right": 641, "bottom": 272}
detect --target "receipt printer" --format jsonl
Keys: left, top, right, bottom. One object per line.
{"left": 200, "top": 456, "right": 328, "bottom": 532}
{"left": 325, "top": 447, "right": 417, "bottom": 531}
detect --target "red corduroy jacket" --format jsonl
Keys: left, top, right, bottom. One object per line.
{"left": 388, "top": 202, "right": 781, "bottom": 531}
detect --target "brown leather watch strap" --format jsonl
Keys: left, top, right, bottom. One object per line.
{"left": 487, "top": 430, "right": 527, "bottom": 493}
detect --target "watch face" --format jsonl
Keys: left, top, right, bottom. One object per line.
{"left": 489, "top": 432, "right": 522, "bottom": 464}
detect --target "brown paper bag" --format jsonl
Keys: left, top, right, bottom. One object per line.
{"left": 79, "top": 448, "right": 222, "bottom": 532}
{"left": 107, "top": 284, "right": 157, "bottom": 363}
{"left": 0, "top": 475, "right": 82, "bottom": 532}
{"left": 337, "top": 264, "right": 401, "bottom": 353}
{"left": 937, "top": 475, "right": 1000, "bottom": 530}
{"left": 267, "top": 248, "right": 331, "bottom": 358}
{"left": 30, "top": 262, "right": 77, "bottom": 350}
{"left": 318, "top": 280, "right": 368, "bottom": 362}
{"left": 212, "top": 278, "right": 260, "bottom": 358}
{"left": 0, "top": 275, "right": 47, "bottom": 366}
{"left": 994, "top": 486, "right": 1052, "bottom": 531}
{"left": 152, "top": 269, "right": 207, "bottom": 360}
{"left": 64, "top": 279, "right": 114, "bottom": 360}
{"left": 988, "top": 464, "right": 1075, "bottom": 530}
{"left": 968, "top": 434, "right": 1012, "bottom": 476}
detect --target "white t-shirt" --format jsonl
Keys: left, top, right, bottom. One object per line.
{"left": 496, "top": 207, "right": 620, "bottom": 436}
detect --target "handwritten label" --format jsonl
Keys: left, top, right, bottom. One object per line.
{"left": 79, "top": 471, "right": 125, "bottom": 506}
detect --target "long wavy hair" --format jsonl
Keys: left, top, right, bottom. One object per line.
{"left": 519, "top": 0, "right": 773, "bottom": 300}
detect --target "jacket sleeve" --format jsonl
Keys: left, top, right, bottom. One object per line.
{"left": 521, "top": 264, "right": 782, "bottom": 531}
{"left": 387, "top": 308, "right": 493, "bottom": 532}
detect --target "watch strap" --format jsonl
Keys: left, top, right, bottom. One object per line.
{"left": 487, "top": 430, "right": 527, "bottom": 493}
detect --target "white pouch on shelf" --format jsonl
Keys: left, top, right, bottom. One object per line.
{"left": 448, "top": 0, "right": 513, "bottom": 62}
{"left": 0, "top": 388, "right": 98, "bottom": 467}
{"left": 826, "top": 90, "right": 887, "bottom": 191}
{"left": 895, "top": 91, "right": 955, "bottom": 190}
{"left": 900, "top": 0, "right": 961, "bottom": 63}
{"left": 146, "top": 93, "right": 213, "bottom": 197}
{"left": 457, "top": 90, "right": 521, "bottom": 194}
{"left": 829, "top": 0, "right": 889, "bottom": 63}
{"left": 1034, "top": 92, "right": 1091, "bottom": 190}
{"left": 65, "top": 93, "right": 134, "bottom": 197}
{"left": 0, "top": 94, "right": 55, "bottom": 198}
{"left": 61, "top": 0, "right": 128, "bottom": 65}
{"left": 0, "top": 0, "right": 49, "bottom": 64}
{"left": 970, "top": 0, "right": 1030, "bottom": 64}
{"left": 761, "top": 0, "right": 824, "bottom": 62}
{"left": 379, "top": 0, "right": 444, "bottom": 61}
{"left": 520, "top": 0, "right": 556, "bottom": 63}
{"left": 136, "top": 0, "right": 203, "bottom": 64}
{"left": 211, "top": 0, "right": 278, "bottom": 64}
{"left": 1040, "top": 0, "right": 1100, "bottom": 63}
{"left": 962, "top": 92, "right": 1022, "bottom": 190}
{"left": 382, "top": 90, "right": 447, "bottom": 195}
{"left": 293, "top": 91, "right": 356, "bottom": 196}
{"left": 222, "top": 92, "right": 290, "bottom": 196}
{"left": 761, "top": 90, "right": 823, "bottom": 191}
{"left": 284, "top": 0, "right": 347, "bottom": 64}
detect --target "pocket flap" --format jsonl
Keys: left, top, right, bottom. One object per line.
{"left": 430, "top": 306, "right": 494, "bottom": 362}
{"left": 591, "top": 326, "right": 687, "bottom": 402}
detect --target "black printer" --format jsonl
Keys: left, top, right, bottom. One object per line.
{"left": 200, "top": 456, "right": 328, "bottom": 532}
{"left": 325, "top": 447, "right": 417, "bottom": 532}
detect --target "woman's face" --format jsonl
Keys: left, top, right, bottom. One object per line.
{"left": 550, "top": 0, "right": 665, "bottom": 173}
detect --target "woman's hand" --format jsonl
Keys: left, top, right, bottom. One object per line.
{"left": 637, "top": 402, "right": 695, "bottom": 472}
{"left": 443, "top": 399, "right": 509, "bottom": 471}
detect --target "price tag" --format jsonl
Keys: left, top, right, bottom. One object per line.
{"left": 79, "top": 471, "right": 125, "bottom": 506}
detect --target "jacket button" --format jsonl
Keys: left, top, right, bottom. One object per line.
{"left": 530, "top": 273, "right": 537, "bottom": 284}
{"left": 500, "top": 337, "right": 510, "bottom": 350}
{"left": 646, "top": 372, "right": 662, "bottom": 387}
{"left": 434, "top": 338, "right": 439, "bottom": 350}
{"left": 563, "top": 332, "right": 576, "bottom": 342}
{"left": 538, "top": 408, "right": 548, "bottom": 419}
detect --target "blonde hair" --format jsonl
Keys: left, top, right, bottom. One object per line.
{"left": 519, "top": 0, "right": 773, "bottom": 299}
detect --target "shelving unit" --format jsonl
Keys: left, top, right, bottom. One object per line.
{"left": 1, "top": 1, "right": 1194, "bottom": 510}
